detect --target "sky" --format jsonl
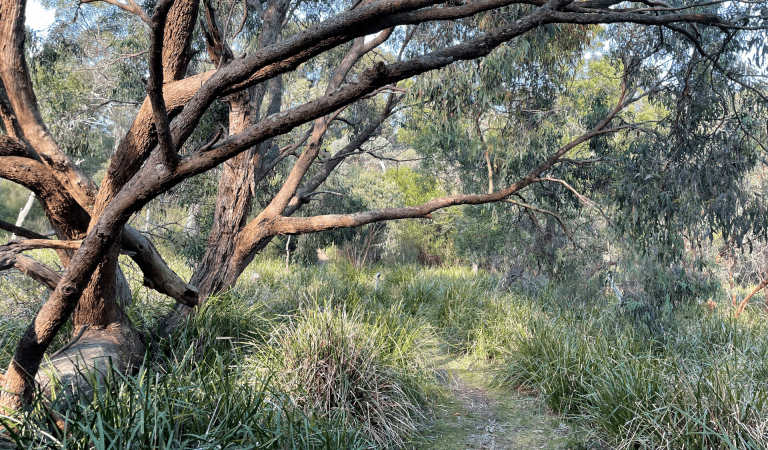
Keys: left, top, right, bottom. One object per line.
{"left": 26, "top": 0, "right": 56, "bottom": 32}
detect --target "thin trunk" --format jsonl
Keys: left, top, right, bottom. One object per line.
{"left": 11, "top": 190, "right": 35, "bottom": 239}
{"left": 143, "top": 208, "right": 151, "bottom": 232}
{"left": 184, "top": 203, "right": 201, "bottom": 237}
{"left": 285, "top": 235, "right": 291, "bottom": 270}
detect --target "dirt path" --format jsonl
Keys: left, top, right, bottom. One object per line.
{"left": 421, "top": 357, "right": 583, "bottom": 450}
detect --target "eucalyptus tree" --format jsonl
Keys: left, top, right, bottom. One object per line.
{"left": 0, "top": 0, "right": 765, "bottom": 412}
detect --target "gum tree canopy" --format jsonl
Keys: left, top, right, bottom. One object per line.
{"left": 0, "top": 0, "right": 765, "bottom": 410}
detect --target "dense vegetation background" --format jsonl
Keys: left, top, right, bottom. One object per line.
{"left": 2, "top": 0, "right": 768, "bottom": 448}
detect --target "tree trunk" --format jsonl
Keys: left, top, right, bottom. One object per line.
{"left": 189, "top": 92, "right": 254, "bottom": 299}
{"left": 187, "top": 1, "right": 288, "bottom": 301}
{"left": 0, "top": 0, "right": 199, "bottom": 410}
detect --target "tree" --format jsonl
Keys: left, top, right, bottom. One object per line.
{"left": 0, "top": 0, "right": 765, "bottom": 411}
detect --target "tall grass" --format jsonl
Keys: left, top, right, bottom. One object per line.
{"left": 6, "top": 258, "right": 768, "bottom": 449}
{"left": 2, "top": 350, "right": 364, "bottom": 449}
{"left": 1, "top": 263, "right": 443, "bottom": 449}
{"left": 495, "top": 291, "right": 768, "bottom": 449}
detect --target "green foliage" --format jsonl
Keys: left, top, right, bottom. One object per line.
{"left": 382, "top": 168, "right": 456, "bottom": 264}
{"left": 607, "top": 23, "right": 768, "bottom": 259}
{"left": 26, "top": 11, "right": 148, "bottom": 177}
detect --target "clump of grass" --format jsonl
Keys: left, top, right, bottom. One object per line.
{"left": 255, "top": 304, "right": 436, "bottom": 448}
{"left": 496, "top": 313, "right": 605, "bottom": 413}
{"left": 2, "top": 353, "right": 364, "bottom": 450}
{"left": 496, "top": 295, "right": 768, "bottom": 449}
{"left": 2, "top": 294, "right": 367, "bottom": 450}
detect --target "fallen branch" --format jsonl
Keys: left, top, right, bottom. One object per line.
{"left": 0, "top": 251, "right": 61, "bottom": 290}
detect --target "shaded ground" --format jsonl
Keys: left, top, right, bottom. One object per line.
{"left": 421, "top": 355, "right": 591, "bottom": 450}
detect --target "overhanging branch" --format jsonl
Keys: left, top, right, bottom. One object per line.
{"left": 269, "top": 83, "right": 631, "bottom": 236}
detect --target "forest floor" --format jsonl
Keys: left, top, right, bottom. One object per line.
{"left": 419, "top": 353, "right": 591, "bottom": 450}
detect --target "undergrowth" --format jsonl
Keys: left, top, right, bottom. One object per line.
{"left": 496, "top": 293, "right": 768, "bottom": 449}
{"left": 4, "top": 259, "right": 768, "bottom": 449}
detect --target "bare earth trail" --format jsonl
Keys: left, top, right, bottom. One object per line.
{"left": 420, "top": 355, "right": 586, "bottom": 450}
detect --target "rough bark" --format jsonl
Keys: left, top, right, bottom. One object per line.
{"left": 0, "top": 0, "right": 198, "bottom": 410}
{"left": 96, "top": 0, "right": 200, "bottom": 211}
{"left": 187, "top": 0, "right": 290, "bottom": 301}
{"left": 189, "top": 93, "right": 256, "bottom": 299}
{"left": 193, "top": 32, "right": 396, "bottom": 297}
{"left": 0, "top": 190, "right": 133, "bottom": 410}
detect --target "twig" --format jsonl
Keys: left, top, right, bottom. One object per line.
{"left": 303, "top": 190, "right": 343, "bottom": 198}
{"left": 533, "top": 177, "right": 613, "bottom": 225}
{"left": 502, "top": 199, "right": 577, "bottom": 245}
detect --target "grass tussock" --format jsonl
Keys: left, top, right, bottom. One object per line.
{"left": 255, "top": 304, "right": 435, "bottom": 448}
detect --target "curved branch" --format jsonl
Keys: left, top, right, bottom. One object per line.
{"left": 285, "top": 94, "right": 402, "bottom": 215}
{"left": 122, "top": 227, "right": 199, "bottom": 306}
{"left": 502, "top": 198, "right": 576, "bottom": 244}
{"left": 271, "top": 127, "right": 628, "bottom": 236}
{"left": 0, "top": 130, "right": 33, "bottom": 158}
{"left": 0, "top": 157, "right": 91, "bottom": 239}
{"left": 534, "top": 176, "right": 614, "bottom": 225}
{"left": 0, "top": 160, "right": 196, "bottom": 305}
{"left": 735, "top": 277, "right": 768, "bottom": 318}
